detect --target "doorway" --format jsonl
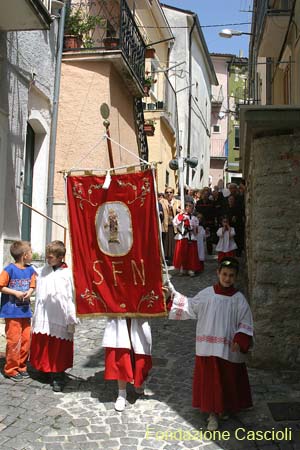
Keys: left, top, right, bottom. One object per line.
{"left": 21, "top": 123, "right": 35, "bottom": 241}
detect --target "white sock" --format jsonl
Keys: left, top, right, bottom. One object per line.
{"left": 118, "top": 389, "right": 127, "bottom": 399}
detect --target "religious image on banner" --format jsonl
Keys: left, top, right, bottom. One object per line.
{"left": 67, "top": 169, "right": 167, "bottom": 317}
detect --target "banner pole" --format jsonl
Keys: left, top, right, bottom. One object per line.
{"left": 100, "top": 103, "right": 114, "bottom": 169}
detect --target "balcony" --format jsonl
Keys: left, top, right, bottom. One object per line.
{"left": 0, "top": 0, "right": 52, "bottom": 30}
{"left": 142, "top": 73, "right": 177, "bottom": 133}
{"left": 256, "top": 0, "right": 292, "bottom": 58}
{"left": 210, "top": 138, "right": 227, "bottom": 159}
{"left": 211, "top": 85, "right": 224, "bottom": 110}
{"left": 63, "top": 0, "right": 145, "bottom": 97}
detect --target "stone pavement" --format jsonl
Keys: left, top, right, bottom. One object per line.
{"left": 1, "top": 257, "right": 300, "bottom": 450}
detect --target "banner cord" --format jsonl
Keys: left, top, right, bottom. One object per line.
{"left": 151, "top": 168, "right": 176, "bottom": 294}
{"left": 104, "top": 133, "right": 150, "bottom": 166}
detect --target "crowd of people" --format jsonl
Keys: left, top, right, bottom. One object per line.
{"left": 159, "top": 180, "right": 245, "bottom": 272}
{"left": 0, "top": 179, "right": 253, "bottom": 432}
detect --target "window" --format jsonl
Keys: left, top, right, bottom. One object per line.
{"left": 234, "top": 126, "right": 240, "bottom": 148}
{"left": 199, "top": 167, "right": 204, "bottom": 182}
{"left": 165, "top": 170, "right": 169, "bottom": 187}
{"left": 213, "top": 125, "right": 220, "bottom": 133}
{"left": 283, "top": 63, "right": 291, "bottom": 104}
{"left": 21, "top": 124, "right": 35, "bottom": 241}
{"left": 150, "top": 59, "right": 158, "bottom": 98}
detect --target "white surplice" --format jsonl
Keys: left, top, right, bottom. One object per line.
{"left": 215, "top": 227, "right": 238, "bottom": 252}
{"left": 32, "top": 265, "right": 77, "bottom": 341}
{"left": 196, "top": 225, "right": 206, "bottom": 261}
{"left": 169, "top": 287, "right": 253, "bottom": 363}
{"left": 102, "top": 318, "right": 152, "bottom": 355}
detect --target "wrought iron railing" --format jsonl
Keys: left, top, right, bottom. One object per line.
{"left": 134, "top": 97, "right": 149, "bottom": 162}
{"left": 256, "top": 0, "right": 293, "bottom": 37}
{"left": 120, "top": 1, "right": 145, "bottom": 86}
{"left": 64, "top": 0, "right": 145, "bottom": 86}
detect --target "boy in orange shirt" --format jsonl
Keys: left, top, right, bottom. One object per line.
{"left": 0, "top": 241, "right": 36, "bottom": 381}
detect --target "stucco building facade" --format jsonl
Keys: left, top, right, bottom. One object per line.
{"left": 0, "top": 0, "right": 56, "bottom": 266}
{"left": 209, "top": 54, "right": 232, "bottom": 187}
{"left": 162, "top": 5, "right": 218, "bottom": 190}
{"left": 53, "top": 0, "right": 175, "bottom": 240}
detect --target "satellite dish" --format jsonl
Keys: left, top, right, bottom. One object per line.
{"left": 100, "top": 103, "right": 110, "bottom": 119}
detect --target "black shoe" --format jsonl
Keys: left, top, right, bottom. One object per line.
{"left": 52, "top": 379, "right": 64, "bottom": 392}
{"left": 52, "top": 372, "right": 65, "bottom": 392}
{"left": 6, "top": 373, "right": 23, "bottom": 382}
{"left": 19, "top": 371, "right": 30, "bottom": 379}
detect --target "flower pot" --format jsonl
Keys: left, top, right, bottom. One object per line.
{"left": 144, "top": 124, "right": 155, "bottom": 136}
{"left": 103, "top": 37, "right": 120, "bottom": 49}
{"left": 64, "top": 34, "right": 83, "bottom": 49}
{"left": 145, "top": 48, "right": 156, "bottom": 59}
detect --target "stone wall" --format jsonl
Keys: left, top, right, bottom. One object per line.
{"left": 246, "top": 133, "right": 300, "bottom": 368}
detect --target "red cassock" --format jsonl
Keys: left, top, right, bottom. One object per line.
{"left": 169, "top": 283, "right": 254, "bottom": 414}
{"left": 172, "top": 213, "right": 202, "bottom": 271}
{"left": 192, "top": 333, "right": 252, "bottom": 413}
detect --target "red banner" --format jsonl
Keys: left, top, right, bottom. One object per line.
{"left": 67, "top": 169, "right": 166, "bottom": 317}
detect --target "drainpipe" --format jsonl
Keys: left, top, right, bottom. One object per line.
{"left": 186, "top": 14, "right": 196, "bottom": 186}
{"left": 46, "top": 3, "right": 66, "bottom": 243}
{"left": 248, "top": 0, "right": 257, "bottom": 102}
{"left": 272, "top": 0, "right": 296, "bottom": 102}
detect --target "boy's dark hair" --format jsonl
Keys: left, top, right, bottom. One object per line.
{"left": 184, "top": 200, "right": 194, "bottom": 207}
{"left": 10, "top": 241, "right": 31, "bottom": 262}
{"left": 46, "top": 240, "right": 66, "bottom": 258}
{"left": 218, "top": 256, "right": 239, "bottom": 273}
{"left": 221, "top": 215, "right": 229, "bottom": 221}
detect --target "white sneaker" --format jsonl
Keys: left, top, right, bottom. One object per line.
{"left": 207, "top": 413, "right": 218, "bottom": 431}
{"left": 114, "top": 396, "right": 126, "bottom": 412}
{"left": 188, "top": 270, "right": 195, "bottom": 277}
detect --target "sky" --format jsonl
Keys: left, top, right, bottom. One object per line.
{"left": 162, "top": 0, "right": 253, "bottom": 57}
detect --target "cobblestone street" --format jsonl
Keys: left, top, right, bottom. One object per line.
{"left": 1, "top": 257, "right": 300, "bottom": 450}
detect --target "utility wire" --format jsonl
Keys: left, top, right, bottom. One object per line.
{"left": 137, "top": 22, "right": 251, "bottom": 29}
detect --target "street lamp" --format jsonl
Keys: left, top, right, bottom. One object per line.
{"left": 219, "top": 29, "right": 253, "bottom": 38}
{"left": 169, "top": 156, "right": 198, "bottom": 207}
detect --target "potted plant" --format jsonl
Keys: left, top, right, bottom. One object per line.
{"left": 103, "top": 36, "right": 120, "bottom": 49}
{"left": 103, "top": 21, "right": 120, "bottom": 49}
{"left": 143, "top": 76, "right": 156, "bottom": 96}
{"left": 144, "top": 119, "right": 156, "bottom": 136}
{"left": 64, "top": 7, "right": 105, "bottom": 49}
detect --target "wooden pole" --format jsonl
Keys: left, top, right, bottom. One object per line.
{"left": 21, "top": 201, "right": 67, "bottom": 246}
{"left": 104, "top": 119, "right": 114, "bottom": 169}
